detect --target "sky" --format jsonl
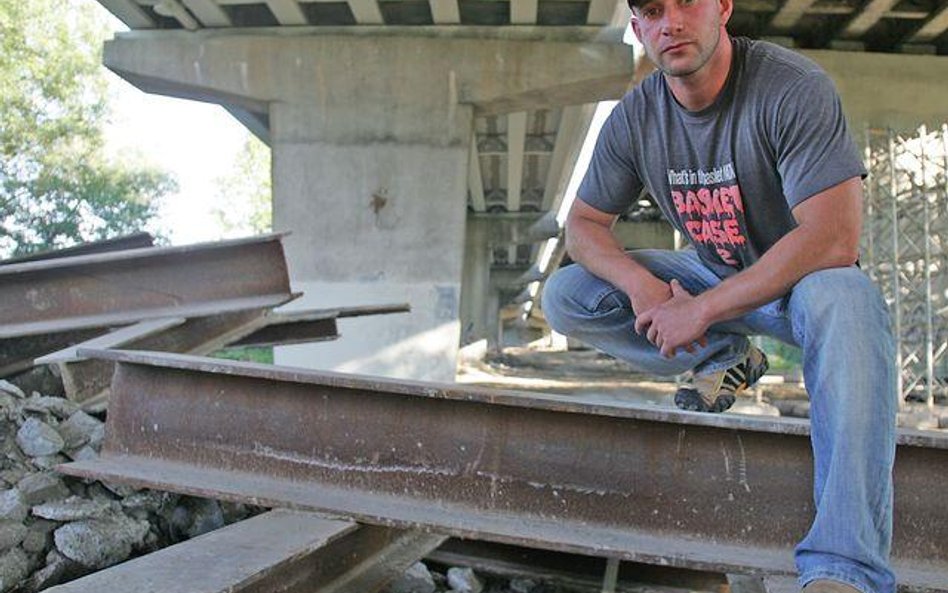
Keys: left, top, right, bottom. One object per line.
{"left": 96, "top": 9, "right": 252, "bottom": 245}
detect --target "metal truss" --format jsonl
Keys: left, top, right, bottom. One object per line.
{"left": 862, "top": 125, "right": 948, "bottom": 407}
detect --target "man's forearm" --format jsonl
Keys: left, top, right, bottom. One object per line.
{"left": 565, "top": 215, "right": 652, "bottom": 297}
{"left": 696, "top": 221, "right": 858, "bottom": 327}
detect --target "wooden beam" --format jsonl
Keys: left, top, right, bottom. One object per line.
{"left": 469, "top": 136, "right": 487, "bottom": 212}
{"left": 429, "top": 0, "right": 460, "bottom": 24}
{"left": 510, "top": 0, "right": 537, "bottom": 24}
{"left": 842, "top": 0, "right": 899, "bottom": 37}
{"left": 266, "top": 0, "right": 308, "bottom": 24}
{"left": 506, "top": 112, "right": 528, "bottom": 213}
{"left": 182, "top": 0, "right": 233, "bottom": 26}
{"left": 909, "top": 4, "right": 948, "bottom": 42}
{"left": 769, "top": 0, "right": 817, "bottom": 30}
{"left": 347, "top": 0, "right": 384, "bottom": 24}
{"left": 97, "top": 0, "right": 156, "bottom": 28}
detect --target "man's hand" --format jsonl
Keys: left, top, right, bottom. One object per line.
{"left": 628, "top": 274, "right": 673, "bottom": 317}
{"left": 634, "top": 280, "right": 709, "bottom": 357}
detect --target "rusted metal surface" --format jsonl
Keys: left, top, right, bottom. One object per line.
{"left": 230, "top": 303, "right": 410, "bottom": 347}
{"left": 45, "top": 509, "right": 445, "bottom": 593}
{"left": 0, "top": 233, "right": 291, "bottom": 338}
{"left": 37, "top": 303, "right": 408, "bottom": 407}
{"left": 60, "top": 349, "right": 948, "bottom": 592}
{"left": 0, "top": 234, "right": 293, "bottom": 378}
{"left": 0, "top": 232, "right": 155, "bottom": 266}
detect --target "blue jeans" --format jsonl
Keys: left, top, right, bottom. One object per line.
{"left": 542, "top": 248, "right": 898, "bottom": 593}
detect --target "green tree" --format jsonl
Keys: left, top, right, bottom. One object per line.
{"left": 211, "top": 136, "right": 272, "bottom": 237}
{"left": 0, "top": 0, "right": 175, "bottom": 257}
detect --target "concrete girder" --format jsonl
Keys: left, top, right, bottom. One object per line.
{"left": 506, "top": 112, "right": 527, "bottom": 213}
{"left": 97, "top": 0, "right": 156, "bottom": 28}
{"left": 101, "top": 29, "right": 634, "bottom": 142}
{"left": 841, "top": 0, "right": 900, "bottom": 38}
{"left": 182, "top": 0, "right": 233, "bottom": 27}
{"left": 429, "top": 0, "right": 461, "bottom": 24}
{"left": 265, "top": 0, "right": 308, "bottom": 25}
{"left": 909, "top": 5, "right": 948, "bottom": 43}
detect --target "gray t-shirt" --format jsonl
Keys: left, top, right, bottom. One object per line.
{"left": 578, "top": 37, "right": 866, "bottom": 278}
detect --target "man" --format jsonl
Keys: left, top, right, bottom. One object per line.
{"left": 541, "top": 0, "right": 898, "bottom": 591}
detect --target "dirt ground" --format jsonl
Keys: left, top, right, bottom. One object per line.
{"left": 458, "top": 346, "right": 948, "bottom": 431}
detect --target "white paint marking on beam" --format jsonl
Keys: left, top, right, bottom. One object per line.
{"left": 843, "top": 0, "right": 899, "bottom": 36}
{"left": 182, "top": 0, "right": 233, "bottom": 26}
{"left": 506, "top": 112, "right": 528, "bottom": 213}
{"left": 469, "top": 136, "right": 487, "bottom": 212}
{"left": 97, "top": 0, "right": 156, "bottom": 28}
{"left": 347, "top": 0, "right": 385, "bottom": 24}
{"left": 429, "top": 0, "right": 460, "bottom": 24}
{"left": 266, "top": 0, "right": 308, "bottom": 24}
{"left": 587, "top": 0, "right": 617, "bottom": 24}
{"left": 910, "top": 4, "right": 948, "bottom": 42}
{"left": 769, "top": 0, "right": 818, "bottom": 30}
{"left": 510, "top": 0, "right": 537, "bottom": 24}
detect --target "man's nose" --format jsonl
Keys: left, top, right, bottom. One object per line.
{"left": 661, "top": 4, "right": 684, "bottom": 33}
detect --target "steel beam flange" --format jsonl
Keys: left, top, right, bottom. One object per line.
{"left": 59, "top": 349, "right": 948, "bottom": 592}
{"left": 44, "top": 509, "right": 445, "bottom": 593}
{"left": 0, "top": 233, "right": 292, "bottom": 339}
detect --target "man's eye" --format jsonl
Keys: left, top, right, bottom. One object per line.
{"left": 643, "top": 7, "right": 661, "bottom": 17}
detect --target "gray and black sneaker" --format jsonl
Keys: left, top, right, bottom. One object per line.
{"left": 674, "top": 346, "right": 769, "bottom": 413}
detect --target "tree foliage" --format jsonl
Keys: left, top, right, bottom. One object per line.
{"left": 211, "top": 136, "right": 271, "bottom": 237}
{"left": 0, "top": 0, "right": 175, "bottom": 257}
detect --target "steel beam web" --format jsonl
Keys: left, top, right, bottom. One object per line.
{"left": 59, "top": 349, "right": 948, "bottom": 591}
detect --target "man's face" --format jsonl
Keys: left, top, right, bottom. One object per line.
{"left": 630, "top": 0, "right": 732, "bottom": 78}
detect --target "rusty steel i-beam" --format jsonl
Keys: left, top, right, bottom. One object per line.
{"left": 0, "top": 234, "right": 294, "bottom": 376}
{"left": 60, "top": 350, "right": 948, "bottom": 592}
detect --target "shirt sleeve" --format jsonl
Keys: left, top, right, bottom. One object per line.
{"left": 773, "top": 71, "right": 867, "bottom": 210}
{"left": 577, "top": 101, "right": 643, "bottom": 215}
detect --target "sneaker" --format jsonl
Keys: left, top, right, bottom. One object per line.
{"left": 674, "top": 346, "right": 769, "bottom": 413}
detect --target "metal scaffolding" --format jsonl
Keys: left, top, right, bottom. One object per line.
{"left": 862, "top": 125, "right": 948, "bottom": 407}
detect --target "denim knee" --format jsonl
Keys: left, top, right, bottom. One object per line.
{"left": 542, "top": 265, "right": 626, "bottom": 337}
{"left": 789, "top": 267, "right": 892, "bottom": 347}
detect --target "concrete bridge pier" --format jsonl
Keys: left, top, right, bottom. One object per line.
{"left": 102, "top": 30, "right": 633, "bottom": 380}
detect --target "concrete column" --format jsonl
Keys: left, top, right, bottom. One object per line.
{"left": 102, "top": 30, "right": 633, "bottom": 381}
{"left": 460, "top": 217, "right": 491, "bottom": 347}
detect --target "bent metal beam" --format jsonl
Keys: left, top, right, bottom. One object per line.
{"left": 59, "top": 350, "right": 948, "bottom": 592}
{"left": 0, "top": 234, "right": 293, "bottom": 376}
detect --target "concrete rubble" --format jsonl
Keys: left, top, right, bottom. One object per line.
{"left": 0, "top": 376, "right": 257, "bottom": 592}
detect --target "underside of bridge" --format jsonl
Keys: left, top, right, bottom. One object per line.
{"left": 96, "top": 0, "right": 948, "bottom": 381}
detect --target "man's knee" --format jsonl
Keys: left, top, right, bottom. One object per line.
{"left": 790, "top": 267, "right": 892, "bottom": 343}
{"left": 541, "top": 265, "right": 625, "bottom": 336}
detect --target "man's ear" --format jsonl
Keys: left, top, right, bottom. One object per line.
{"left": 718, "top": 0, "right": 733, "bottom": 25}
{"left": 630, "top": 14, "right": 642, "bottom": 42}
